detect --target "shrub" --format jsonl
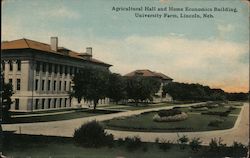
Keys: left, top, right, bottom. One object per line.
{"left": 157, "top": 109, "right": 182, "bottom": 117}
{"left": 229, "top": 141, "right": 248, "bottom": 156}
{"left": 189, "top": 137, "right": 202, "bottom": 152}
{"left": 73, "top": 120, "right": 114, "bottom": 148}
{"left": 208, "top": 120, "right": 223, "bottom": 127}
{"left": 209, "top": 137, "right": 226, "bottom": 152}
{"left": 178, "top": 135, "right": 189, "bottom": 150}
{"left": 158, "top": 139, "right": 172, "bottom": 151}
{"left": 124, "top": 136, "right": 143, "bottom": 152}
{"left": 155, "top": 137, "right": 159, "bottom": 143}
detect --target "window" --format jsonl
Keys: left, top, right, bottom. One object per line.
{"left": 16, "top": 79, "right": 21, "bottom": 90}
{"left": 42, "top": 99, "right": 45, "bottom": 109}
{"left": 42, "top": 62, "right": 46, "bottom": 72}
{"left": 9, "top": 61, "right": 13, "bottom": 71}
{"left": 74, "top": 67, "right": 77, "bottom": 74}
{"left": 64, "top": 66, "right": 67, "bottom": 74}
{"left": 70, "top": 66, "right": 73, "bottom": 75}
{"left": 64, "top": 81, "right": 67, "bottom": 91}
{"left": 64, "top": 98, "right": 67, "bottom": 107}
{"left": 48, "top": 63, "right": 52, "bottom": 73}
{"left": 48, "top": 99, "right": 51, "bottom": 109}
{"left": 48, "top": 80, "right": 51, "bottom": 91}
{"left": 59, "top": 65, "right": 63, "bottom": 74}
{"left": 59, "top": 81, "right": 62, "bottom": 91}
{"left": 69, "top": 81, "right": 71, "bottom": 91}
{"left": 15, "top": 99, "right": 19, "bottom": 110}
{"left": 36, "top": 61, "right": 40, "bottom": 72}
{"left": 54, "top": 81, "right": 56, "bottom": 91}
{"left": 54, "top": 64, "right": 58, "bottom": 74}
{"left": 42, "top": 80, "right": 45, "bottom": 91}
{"left": 35, "top": 99, "right": 39, "bottom": 109}
{"left": 35, "top": 79, "right": 39, "bottom": 90}
{"left": 9, "top": 79, "right": 12, "bottom": 84}
{"left": 2, "top": 62, "right": 5, "bottom": 71}
{"left": 59, "top": 98, "right": 62, "bottom": 107}
{"left": 17, "top": 60, "right": 21, "bottom": 71}
{"left": 54, "top": 98, "right": 57, "bottom": 108}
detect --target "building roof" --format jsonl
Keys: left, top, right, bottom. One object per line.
{"left": 124, "top": 69, "right": 173, "bottom": 80}
{"left": 1, "top": 38, "right": 111, "bottom": 67}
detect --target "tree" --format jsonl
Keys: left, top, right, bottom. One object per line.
{"left": 1, "top": 83, "right": 13, "bottom": 122}
{"left": 107, "top": 73, "right": 126, "bottom": 104}
{"left": 125, "top": 76, "right": 161, "bottom": 105}
{"left": 72, "top": 67, "right": 109, "bottom": 110}
{"left": 178, "top": 135, "right": 189, "bottom": 150}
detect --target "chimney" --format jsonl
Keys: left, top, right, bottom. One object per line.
{"left": 78, "top": 47, "right": 93, "bottom": 60}
{"left": 50, "top": 37, "right": 58, "bottom": 52}
{"left": 86, "top": 47, "right": 92, "bottom": 56}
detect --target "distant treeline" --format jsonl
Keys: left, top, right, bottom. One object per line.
{"left": 163, "top": 82, "right": 249, "bottom": 101}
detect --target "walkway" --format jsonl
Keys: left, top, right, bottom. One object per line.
{"left": 2, "top": 102, "right": 249, "bottom": 145}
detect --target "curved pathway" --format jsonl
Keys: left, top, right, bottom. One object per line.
{"left": 2, "top": 102, "right": 249, "bottom": 145}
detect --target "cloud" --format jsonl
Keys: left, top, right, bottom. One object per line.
{"left": 40, "top": 6, "right": 80, "bottom": 19}
{"left": 88, "top": 35, "right": 248, "bottom": 92}
{"left": 217, "top": 24, "right": 235, "bottom": 40}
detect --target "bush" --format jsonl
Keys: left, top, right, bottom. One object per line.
{"left": 178, "top": 135, "right": 189, "bottom": 150}
{"left": 158, "top": 139, "right": 172, "bottom": 151}
{"left": 229, "top": 141, "right": 248, "bottom": 156}
{"left": 209, "top": 137, "right": 226, "bottom": 152}
{"left": 208, "top": 120, "right": 223, "bottom": 127}
{"left": 73, "top": 120, "right": 114, "bottom": 148}
{"left": 157, "top": 109, "right": 182, "bottom": 117}
{"left": 189, "top": 137, "right": 202, "bottom": 152}
{"left": 124, "top": 136, "right": 143, "bottom": 151}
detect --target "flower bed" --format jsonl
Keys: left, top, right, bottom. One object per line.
{"left": 153, "top": 112, "right": 188, "bottom": 122}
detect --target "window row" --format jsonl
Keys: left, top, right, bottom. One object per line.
{"left": 34, "top": 98, "right": 71, "bottom": 110}
{"left": 35, "top": 79, "right": 71, "bottom": 92}
{"left": 36, "top": 61, "right": 79, "bottom": 75}
{"left": 8, "top": 78, "right": 21, "bottom": 90}
{"left": 2, "top": 60, "right": 21, "bottom": 71}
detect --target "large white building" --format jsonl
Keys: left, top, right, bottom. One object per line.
{"left": 1, "top": 37, "right": 111, "bottom": 112}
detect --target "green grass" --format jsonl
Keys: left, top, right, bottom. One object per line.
{"left": 104, "top": 103, "right": 174, "bottom": 111}
{"left": 11, "top": 108, "right": 86, "bottom": 115}
{"left": 1, "top": 133, "right": 247, "bottom": 158}
{"left": 5, "top": 109, "right": 120, "bottom": 124}
{"left": 103, "top": 107, "right": 240, "bottom": 132}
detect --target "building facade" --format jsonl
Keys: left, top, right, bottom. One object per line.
{"left": 124, "top": 69, "right": 173, "bottom": 102}
{"left": 1, "top": 37, "right": 111, "bottom": 112}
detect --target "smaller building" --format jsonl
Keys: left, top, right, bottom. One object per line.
{"left": 124, "top": 69, "right": 173, "bottom": 102}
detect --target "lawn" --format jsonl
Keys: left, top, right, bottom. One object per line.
{"left": 103, "top": 105, "right": 241, "bottom": 132}
{"left": 5, "top": 109, "right": 120, "bottom": 124}
{"left": 11, "top": 107, "right": 85, "bottom": 115}
{"left": 1, "top": 133, "right": 247, "bottom": 158}
{"left": 103, "top": 103, "right": 174, "bottom": 111}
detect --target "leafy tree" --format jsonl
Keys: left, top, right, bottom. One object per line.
{"left": 163, "top": 82, "right": 227, "bottom": 101}
{"left": 107, "top": 73, "right": 126, "bottom": 104}
{"left": 125, "top": 76, "right": 161, "bottom": 105}
{"left": 72, "top": 67, "right": 109, "bottom": 110}
{"left": 1, "top": 83, "right": 13, "bottom": 122}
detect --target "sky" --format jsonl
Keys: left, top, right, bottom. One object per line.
{"left": 2, "top": 0, "right": 249, "bottom": 92}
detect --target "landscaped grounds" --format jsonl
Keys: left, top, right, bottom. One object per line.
{"left": 103, "top": 102, "right": 242, "bottom": 132}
